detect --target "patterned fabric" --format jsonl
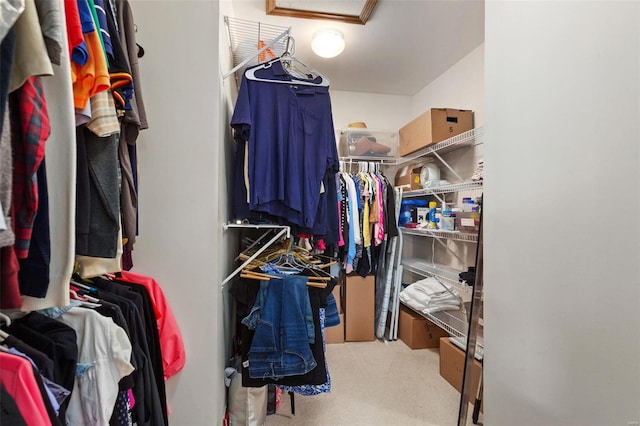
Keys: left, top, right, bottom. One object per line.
{"left": 111, "top": 390, "right": 132, "bottom": 426}
{"left": 278, "top": 308, "right": 331, "bottom": 396}
{"left": 10, "top": 76, "right": 50, "bottom": 259}
{"left": 86, "top": 90, "right": 119, "bottom": 137}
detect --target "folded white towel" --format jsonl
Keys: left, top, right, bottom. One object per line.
{"left": 400, "top": 277, "right": 463, "bottom": 313}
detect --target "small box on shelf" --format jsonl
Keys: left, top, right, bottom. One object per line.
{"left": 395, "top": 164, "right": 423, "bottom": 190}
{"left": 339, "top": 128, "right": 398, "bottom": 159}
{"left": 456, "top": 211, "right": 480, "bottom": 233}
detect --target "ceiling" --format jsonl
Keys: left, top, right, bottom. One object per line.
{"left": 228, "top": 0, "right": 485, "bottom": 96}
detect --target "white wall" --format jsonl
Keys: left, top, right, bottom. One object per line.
{"left": 329, "top": 90, "right": 412, "bottom": 131}
{"left": 129, "top": 1, "right": 228, "bottom": 424}
{"left": 412, "top": 44, "right": 484, "bottom": 126}
{"left": 484, "top": 2, "right": 640, "bottom": 425}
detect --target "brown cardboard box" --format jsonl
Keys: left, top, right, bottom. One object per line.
{"left": 332, "top": 284, "right": 343, "bottom": 314}
{"left": 344, "top": 275, "right": 375, "bottom": 341}
{"left": 398, "top": 305, "right": 449, "bottom": 349}
{"left": 399, "top": 108, "right": 474, "bottom": 156}
{"left": 325, "top": 314, "right": 344, "bottom": 344}
{"left": 439, "top": 337, "right": 482, "bottom": 408}
{"left": 394, "top": 165, "right": 423, "bottom": 190}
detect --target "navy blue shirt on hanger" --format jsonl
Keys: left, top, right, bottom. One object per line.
{"left": 231, "top": 60, "right": 339, "bottom": 229}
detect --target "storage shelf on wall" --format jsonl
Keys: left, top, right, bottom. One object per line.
{"left": 337, "top": 127, "right": 484, "bottom": 168}
{"left": 338, "top": 156, "right": 398, "bottom": 166}
{"left": 401, "top": 301, "right": 468, "bottom": 338}
{"left": 400, "top": 227, "right": 479, "bottom": 243}
{"left": 397, "top": 127, "right": 484, "bottom": 165}
{"left": 223, "top": 17, "right": 291, "bottom": 80}
{"left": 402, "top": 257, "right": 473, "bottom": 295}
{"left": 401, "top": 181, "right": 483, "bottom": 198}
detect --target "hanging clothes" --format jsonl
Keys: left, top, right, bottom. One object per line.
{"left": 230, "top": 276, "right": 337, "bottom": 389}
{"left": 230, "top": 59, "right": 339, "bottom": 243}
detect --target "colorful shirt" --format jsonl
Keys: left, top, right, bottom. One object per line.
{"left": 10, "top": 76, "right": 50, "bottom": 259}
{"left": 118, "top": 271, "right": 186, "bottom": 380}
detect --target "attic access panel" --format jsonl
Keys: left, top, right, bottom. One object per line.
{"left": 266, "top": 0, "right": 378, "bottom": 24}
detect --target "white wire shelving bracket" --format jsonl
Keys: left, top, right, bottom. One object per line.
{"left": 337, "top": 127, "right": 483, "bottom": 190}
{"left": 401, "top": 257, "right": 473, "bottom": 296}
{"left": 402, "top": 181, "right": 483, "bottom": 198}
{"left": 401, "top": 301, "right": 469, "bottom": 338}
{"left": 220, "top": 222, "right": 291, "bottom": 290}
{"left": 223, "top": 16, "right": 291, "bottom": 80}
{"left": 400, "top": 227, "right": 478, "bottom": 243}
{"left": 397, "top": 127, "right": 484, "bottom": 166}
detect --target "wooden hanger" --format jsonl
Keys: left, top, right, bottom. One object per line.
{"left": 239, "top": 270, "right": 328, "bottom": 288}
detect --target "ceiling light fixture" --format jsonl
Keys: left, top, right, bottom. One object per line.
{"left": 311, "top": 29, "right": 345, "bottom": 58}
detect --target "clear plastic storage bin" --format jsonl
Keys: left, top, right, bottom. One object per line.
{"left": 338, "top": 128, "right": 399, "bottom": 159}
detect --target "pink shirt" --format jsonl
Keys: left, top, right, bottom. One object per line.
{"left": 119, "top": 271, "right": 186, "bottom": 380}
{"left": 0, "top": 352, "right": 51, "bottom": 426}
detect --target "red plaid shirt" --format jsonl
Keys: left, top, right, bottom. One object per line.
{"left": 10, "top": 76, "right": 50, "bottom": 259}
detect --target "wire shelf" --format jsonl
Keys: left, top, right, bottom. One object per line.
{"left": 338, "top": 156, "right": 398, "bottom": 166}
{"left": 401, "top": 257, "right": 473, "bottom": 295}
{"left": 400, "top": 227, "right": 478, "bottom": 243}
{"left": 224, "top": 17, "right": 291, "bottom": 80}
{"left": 397, "top": 127, "right": 484, "bottom": 165}
{"left": 401, "top": 181, "right": 483, "bottom": 198}
{"left": 401, "top": 301, "right": 468, "bottom": 338}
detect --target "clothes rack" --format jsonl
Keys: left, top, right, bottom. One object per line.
{"left": 220, "top": 223, "right": 291, "bottom": 289}
{"left": 223, "top": 16, "right": 291, "bottom": 80}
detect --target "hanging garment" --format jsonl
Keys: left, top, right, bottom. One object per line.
{"left": 0, "top": 384, "right": 28, "bottom": 426}
{"left": 9, "top": 75, "right": 50, "bottom": 259}
{"left": 231, "top": 60, "right": 339, "bottom": 230}
{"left": 9, "top": 0, "right": 54, "bottom": 93}
{"left": 88, "top": 277, "right": 169, "bottom": 426}
{"left": 0, "top": 106, "right": 15, "bottom": 248}
{"left": 33, "top": 0, "right": 65, "bottom": 65}
{"left": 117, "top": 271, "right": 186, "bottom": 380}
{"left": 44, "top": 306, "right": 134, "bottom": 426}
{"left": 231, "top": 279, "right": 336, "bottom": 388}
{"left": 18, "top": 159, "right": 51, "bottom": 298}
{"left": 23, "top": 3, "right": 76, "bottom": 311}
{"left": 248, "top": 275, "right": 316, "bottom": 379}
{"left": 278, "top": 308, "right": 331, "bottom": 396}
{"left": 7, "top": 312, "right": 79, "bottom": 420}
{"left": 0, "top": 353, "right": 52, "bottom": 426}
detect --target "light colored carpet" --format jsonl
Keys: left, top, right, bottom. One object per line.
{"left": 266, "top": 340, "right": 482, "bottom": 426}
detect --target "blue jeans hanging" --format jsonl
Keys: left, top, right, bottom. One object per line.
{"left": 248, "top": 275, "right": 316, "bottom": 379}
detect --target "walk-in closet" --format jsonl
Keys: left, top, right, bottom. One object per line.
{"left": 2, "top": 1, "right": 639, "bottom": 425}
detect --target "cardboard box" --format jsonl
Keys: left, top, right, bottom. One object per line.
{"left": 439, "top": 337, "right": 482, "bottom": 408}
{"left": 344, "top": 275, "right": 375, "bottom": 342}
{"left": 398, "top": 305, "right": 449, "bottom": 349}
{"left": 324, "top": 314, "right": 344, "bottom": 344}
{"left": 332, "top": 284, "right": 343, "bottom": 314}
{"left": 399, "top": 108, "right": 474, "bottom": 156}
{"left": 394, "top": 164, "right": 423, "bottom": 190}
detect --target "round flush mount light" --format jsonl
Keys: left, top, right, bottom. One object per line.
{"left": 311, "top": 29, "right": 345, "bottom": 58}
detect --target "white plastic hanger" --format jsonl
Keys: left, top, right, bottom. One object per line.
{"left": 244, "top": 36, "right": 330, "bottom": 89}
{"left": 244, "top": 58, "right": 330, "bottom": 87}
{"left": 0, "top": 312, "right": 11, "bottom": 327}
